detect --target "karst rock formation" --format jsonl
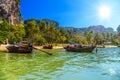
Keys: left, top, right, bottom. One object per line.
{"left": 0, "top": 0, "right": 23, "bottom": 25}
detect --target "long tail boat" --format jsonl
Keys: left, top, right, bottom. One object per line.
{"left": 64, "top": 45, "right": 95, "bottom": 52}
{"left": 43, "top": 44, "right": 53, "bottom": 49}
{"left": 6, "top": 38, "right": 33, "bottom": 53}
{"left": 6, "top": 43, "right": 33, "bottom": 53}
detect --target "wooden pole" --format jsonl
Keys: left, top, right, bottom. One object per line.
{"left": 33, "top": 47, "right": 52, "bottom": 55}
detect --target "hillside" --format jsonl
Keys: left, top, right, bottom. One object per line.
{"left": 64, "top": 25, "right": 114, "bottom": 34}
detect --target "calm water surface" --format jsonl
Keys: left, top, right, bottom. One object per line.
{"left": 0, "top": 47, "right": 120, "bottom": 80}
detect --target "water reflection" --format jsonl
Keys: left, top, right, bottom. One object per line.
{"left": 0, "top": 48, "right": 120, "bottom": 80}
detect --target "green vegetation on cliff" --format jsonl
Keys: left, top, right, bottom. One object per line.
{"left": 16, "top": 0, "right": 20, "bottom": 4}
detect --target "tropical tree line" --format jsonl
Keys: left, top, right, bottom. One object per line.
{"left": 0, "top": 20, "right": 25, "bottom": 44}
{"left": 0, "top": 19, "right": 120, "bottom": 46}
{"left": 73, "top": 31, "right": 120, "bottom": 46}
{"left": 0, "top": 19, "right": 71, "bottom": 45}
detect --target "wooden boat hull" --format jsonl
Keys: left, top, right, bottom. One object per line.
{"left": 6, "top": 45, "right": 33, "bottom": 53}
{"left": 43, "top": 45, "right": 53, "bottom": 49}
{"left": 65, "top": 46, "right": 95, "bottom": 52}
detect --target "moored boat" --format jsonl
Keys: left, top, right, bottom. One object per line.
{"left": 6, "top": 38, "right": 33, "bottom": 53}
{"left": 43, "top": 44, "right": 53, "bottom": 49}
{"left": 6, "top": 43, "right": 33, "bottom": 53}
{"left": 64, "top": 45, "right": 95, "bottom": 52}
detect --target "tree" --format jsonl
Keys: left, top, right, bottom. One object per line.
{"left": 117, "top": 25, "right": 120, "bottom": 41}
{"left": 15, "top": 24, "right": 25, "bottom": 42}
{"left": 101, "top": 32, "right": 106, "bottom": 43}
{"left": 94, "top": 32, "right": 104, "bottom": 45}
{"left": 79, "top": 36, "right": 88, "bottom": 45}
{"left": 60, "top": 36, "right": 67, "bottom": 45}
{"left": 8, "top": 24, "right": 25, "bottom": 43}
{"left": 0, "top": 20, "right": 9, "bottom": 43}
{"left": 113, "top": 39, "right": 120, "bottom": 45}
{"left": 39, "top": 20, "right": 46, "bottom": 31}
{"left": 84, "top": 31, "right": 94, "bottom": 45}
{"left": 25, "top": 20, "right": 40, "bottom": 42}
{"left": 54, "top": 30, "right": 61, "bottom": 43}
{"left": 117, "top": 25, "right": 120, "bottom": 34}
{"left": 44, "top": 22, "right": 56, "bottom": 43}
{"left": 65, "top": 31, "right": 74, "bottom": 42}
{"left": 33, "top": 34, "right": 46, "bottom": 45}
{"left": 73, "top": 35, "right": 87, "bottom": 45}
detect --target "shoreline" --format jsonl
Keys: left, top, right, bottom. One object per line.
{"left": 33, "top": 46, "right": 63, "bottom": 50}
{"left": 0, "top": 44, "right": 118, "bottom": 53}
{"left": 0, "top": 45, "right": 64, "bottom": 52}
{"left": 0, "top": 44, "right": 8, "bottom": 52}
{"left": 105, "top": 45, "right": 118, "bottom": 48}
{"left": 53, "top": 46, "right": 63, "bottom": 49}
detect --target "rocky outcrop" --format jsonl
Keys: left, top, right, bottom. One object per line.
{"left": 0, "top": 0, "right": 23, "bottom": 25}
{"left": 64, "top": 25, "right": 114, "bottom": 34}
{"left": 86, "top": 25, "right": 114, "bottom": 32}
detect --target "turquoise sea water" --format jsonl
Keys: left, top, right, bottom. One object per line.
{"left": 0, "top": 47, "right": 120, "bottom": 80}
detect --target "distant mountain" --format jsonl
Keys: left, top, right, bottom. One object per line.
{"left": 64, "top": 25, "right": 114, "bottom": 34}
{"left": 86, "top": 25, "right": 114, "bottom": 32}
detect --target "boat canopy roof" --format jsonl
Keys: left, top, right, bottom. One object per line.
{"left": 68, "top": 41, "right": 81, "bottom": 46}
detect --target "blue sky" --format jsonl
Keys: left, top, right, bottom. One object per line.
{"left": 20, "top": 0, "right": 120, "bottom": 30}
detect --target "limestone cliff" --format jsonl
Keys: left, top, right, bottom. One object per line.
{"left": 0, "top": 0, "right": 23, "bottom": 25}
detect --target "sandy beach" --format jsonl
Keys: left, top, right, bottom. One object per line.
{"left": 105, "top": 45, "right": 117, "bottom": 48}
{"left": 33, "top": 45, "right": 63, "bottom": 50}
{"left": 0, "top": 44, "right": 8, "bottom": 52}
{"left": 0, "top": 45, "right": 63, "bottom": 52}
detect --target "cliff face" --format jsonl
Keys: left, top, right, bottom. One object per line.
{"left": 0, "top": 0, "right": 23, "bottom": 25}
